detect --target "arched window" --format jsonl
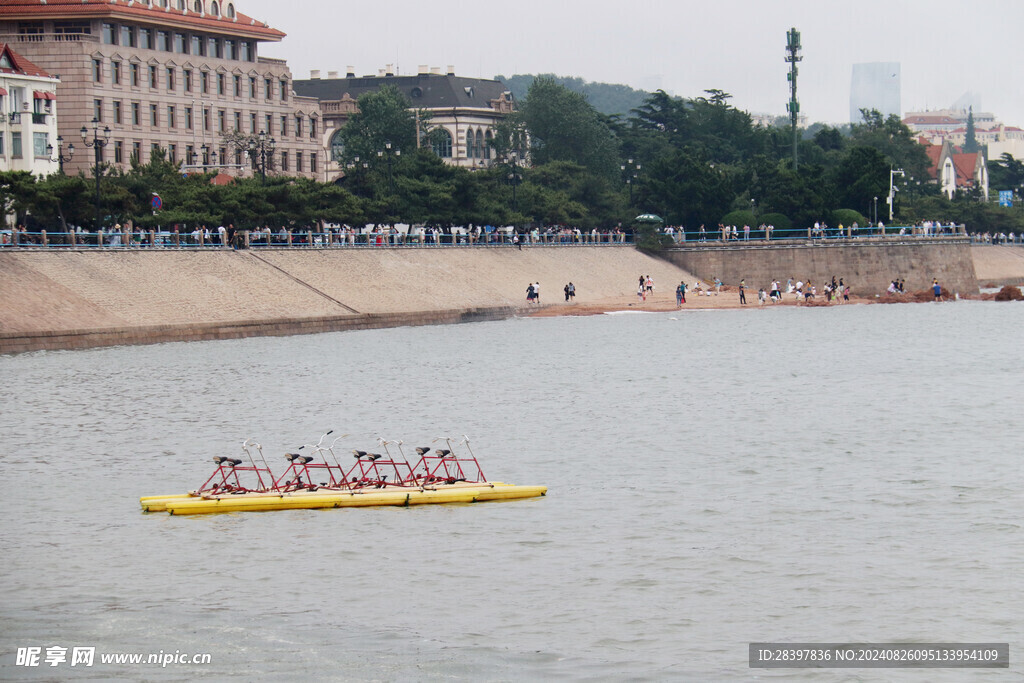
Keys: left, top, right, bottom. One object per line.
{"left": 475, "top": 128, "right": 484, "bottom": 160}
{"left": 330, "top": 129, "right": 345, "bottom": 163}
{"left": 177, "top": 0, "right": 186, "bottom": 10}
{"left": 433, "top": 129, "right": 453, "bottom": 158}
{"left": 484, "top": 130, "right": 494, "bottom": 160}
{"left": 194, "top": 0, "right": 203, "bottom": 12}
{"left": 226, "top": 3, "right": 235, "bottom": 18}
{"left": 466, "top": 129, "right": 475, "bottom": 159}
{"left": 211, "top": 1, "right": 219, "bottom": 14}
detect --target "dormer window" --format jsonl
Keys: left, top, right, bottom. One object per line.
{"left": 464, "top": 86, "right": 474, "bottom": 98}
{"left": 226, "top": 3, "right": 235, "bottom": 18}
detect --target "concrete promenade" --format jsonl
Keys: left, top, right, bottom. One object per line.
{"left": 1, "top": 243, "right": 1019, "bottom": 354}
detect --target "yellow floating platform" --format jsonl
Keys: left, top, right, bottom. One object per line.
{"left": 141, "top": 483, "right": 546, "bottom": 515}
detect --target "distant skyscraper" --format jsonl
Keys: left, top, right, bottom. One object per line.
{"left": 850, "top": 63, "right": 901, "bottom": 124}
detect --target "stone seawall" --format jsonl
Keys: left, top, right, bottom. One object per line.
{"left": 660, "top": 238, "right": 979, "bottom": 295}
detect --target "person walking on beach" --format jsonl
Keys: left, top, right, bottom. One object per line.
{"left": 638, "top": 282, "right": 646, "bottom": 302}
{"left": 526, "top": 282, "right": 535, "bottom": 303}
{"left": 533, "top": 282, "right": 540, "bottom": 304}
{"left": 675, "top": 282, "right": 684, "bottom": 307}
{"left": 645, "top": 275, "right": 654, "bottom": 295}
{"left": 739, "top": 279, "right": 747, "bottom": 305}
{"left": 568, "top": 282, "right": 576, "bottom": 301}
{"left": 564, "top": 283, "right": 571, "bottom": 302}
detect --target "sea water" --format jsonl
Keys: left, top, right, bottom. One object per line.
{"left": 1, "top": 301, "right": 1021, "bottom": 680}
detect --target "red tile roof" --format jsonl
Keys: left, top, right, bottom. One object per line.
{"left": 922, "top": 141, "right": 941, "bottom": 179}
{"left": 903, "top": 115, "right": 960, "bottom": 126}
{"left": 0, "top": 0, "right": 285, "bottom": 41}
{"left": 952, "top": 153, "right": 980, "bottom": 187}
{"left": 0, "top": 42, "right": 53, "bottom": 78}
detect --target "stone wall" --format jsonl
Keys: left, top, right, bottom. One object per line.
{"left": 659, "top": 238, "right": 979, "bottom": 295}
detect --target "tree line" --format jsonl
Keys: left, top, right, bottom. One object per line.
{"left": 3, "top": 78, "right": 1022, "bottom": 236}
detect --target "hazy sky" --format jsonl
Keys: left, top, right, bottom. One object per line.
{"left": 245, "top": 0, "right": 1024, "bottom": 126}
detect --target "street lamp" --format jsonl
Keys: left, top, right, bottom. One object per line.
{"left": 621, "top": 158, "right": 641, "bottom": 205}
{"left": 80, "top": 117, "right": 111, "bottom": 232}
{"left": 376, "top": 141, "right": 400, "bottom": 193}
{"left": 201, "top": 143, "right": 218, "bottom": 169}
{"left": 873, "top": 196, "right": 878, "bottom": 229}
{"left": 247, "top": 130, "right": 276, "bottom": 184}
{"left": 888, "top": 167, "right": 905, "bottom": 222}
{"left": 46, "top": 135, "right": 74, "bottom": 174}
{"left": 507, "top": 151, "right": 521, "bottom": 212}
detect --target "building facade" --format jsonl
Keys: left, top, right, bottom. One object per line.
{"left": 293, "top": 66, "right": 515, "bottom": 181}
{"left": 850, "top": 62, "right": 901, "bottom": 124}
{"left": 0, "top": 0, "right": 322, "bottom": 181}
{"left": 0, "top": 42, "right": 60, "bottom": 176}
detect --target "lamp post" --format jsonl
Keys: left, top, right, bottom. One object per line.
{"left": 888, "top": 167, "right": 904, "bottom": 222}
{"left": 201, "top": 143, "right": 218, "bottom": 169}
{"left": 507, "top": 151, "right": 520, "bottom": 212}
{"left": 376, "top": 141, "right": 400, "bottom": 193}
{"left": 80, "top": 117, "right": 111, "bottom": 232}
{"left": 247, "top": 130, "right": 275, "bottom": 185}
{"left": 873, "top": 196, "right": 878, "bottom": 229}
{"left": 621, "top": 158, "right": 640, "bottom": 205}
{"left": 46, "top": 135, "right": 74, "bottom": 174}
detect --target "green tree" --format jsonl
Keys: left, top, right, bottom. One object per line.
{"left": 520, "top": 77, "right": 621, "bottom": 179}
{"left": 963, "top": 107, "right": 979, "bottom": 154}
{"left": 850, "top": 109, "right": 930, "bottom": 180}
{"left": 335, "top": 84, "right": 418, "bottom": 164}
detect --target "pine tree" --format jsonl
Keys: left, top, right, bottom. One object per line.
{"left": 963, "top": 106, "right": 980, "bottom": 153}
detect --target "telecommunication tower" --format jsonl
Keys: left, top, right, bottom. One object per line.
{"left": 785, "top": 27, "right": 802, "bottom": 170}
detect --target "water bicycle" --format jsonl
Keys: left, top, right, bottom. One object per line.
{"left": 141, "top": 432, "right": 546, "bottom": 515}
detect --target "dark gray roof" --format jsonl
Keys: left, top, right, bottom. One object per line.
{"left": 293, "top": 73, "right": 512, "bottom": 110}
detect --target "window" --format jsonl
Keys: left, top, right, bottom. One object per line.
{"left": 131, "top": 63, "right": 140, "bottom": 87}
{"left": 234, "top": 111, "right": 241, "bottom": 130}
{"left": 34, "top": 131, "right": 49, "bottom": 157}
{"left": 466, "top": 129, "right": 475, "bottom": 159}
{"left": 0, "top": 135, "right": 4, "bottom": 156}
{"left": 102, "top": 23, "right": 117, "bottom": 45}
{"left": 114, "top": 140, "right": 124, "bottom": 164}
{"left": 240, "top": 41, "right": 252, "bottom": 62}
{"left": 280, "top": 115, "right": 287, "bottom": 137}
{"left": 11, "top": 132, "right": 22, "bottom": 159}
{"left": 139, "top": 28, "right": 152, "bottom": 50}
{"left": 433, "top": 129, "right": 453, "bottom": 158}
{"left": 149, "top": 65, "right": 158, "bottom": 88}
{"left": 296, "top": 152, "right": 303, "bottom": 173}
{"left": 211, "top": 1, "right": 220, "bottom": 15}
{"left": 113, "top": 100, "right": 122, "bottom": 124}
{"left": 208, "top": 36, "right": 221, "bottom": 58}
{"left": 202, "top": 71, "right": 210, "bottom": 94}
{"left": 169, "top": 144, "right": 177, "bottom": 163}
{"left": 280, "top": 151, "right": 288, "bottom": 172}
{"left": 54, "top": 21, "right": 91, "bottom": 37}
{"left": 249, "top": 112, "right": 256, "bottom": 132}
{"left": 151, "top": 143, "right": 161, "bottom": 160}
{"left": 92, "top": 58, "right": 103, "bottom": 82}
{"left": 310, "top": 153, "right": 318, "bottom": 174}
{"left": 166, "top": 67, "right": 175, "bottom": 91}
{"left": 174, "top": 33, "right": 186, "bottom": 54}
{"left": 185, "top": 144, "right": 194, "bottom": 164}
{"left": 310, "top": 117, "right": 317, "bottom": 138}
{"left": 112, "top": 61, "right": 121, "bottom": 85}
{"left": 265, "top": 114, "right": 273, "bottom": 135}
{"left": 157, "top": 30, "right": 169, "bottom": 51}
{"left": 225, "top": 39, "right": 236, "bottom": 60}
{"left": 132, "top": 102, "right": 141, "bottom": 125}
{"left": 232, "top": 75, "right": 240, "bottom": 97}
{"left": 295, "top": 116, "right": 303, "bottom": 137}
{"left": 226, "top": 3, "right": 235, "bottom": 18}
{"left": 249, "top": 77, "right": 256, "bottom": 99}
{"left": 484, "top": 130, "right": 493, "bottom": 159}
{"left": 218, "top": 109, "right": 225, "bottom": 132}
{"left": 133, "top": 142, "right": 141, "bottom": 163}
{"left": 185, "top": 106, "right": 193, "bottom": 130}
{"left": 330, "top": 130, "right": 344, "bottom": 161}
{"left": 94, "top": 99, "right": 103, "bottom": 122}
{"left": 167, "top": 105, "right": 176, "bottom": 128}
{"left": 203, "top": 107, "right": 210, "bottom": 131}
{"left": 191, "top": 35, "right": 203, "bottom": 56}
{"left": 220, "top": 146, "right": 227, "bottom": 166}
{"left": 183, "top": 69, "right": 192, "bottom": 92}
{"left": 120, "top": 25, "right": 135, "bottom": 47}
{"left": 279, "top": 80, "right": 288, "bottom": 101}
{"left": 150, "top": 104, "right": 158, "bottom": 127}
{"left": 264, "top": 78, "right": 272, "bottom": 100}
{"left": 234, "top": 150, "right": 242, "bottom": 166}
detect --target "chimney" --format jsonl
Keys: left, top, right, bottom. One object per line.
{"left": 310, "top": 69, "right": 321, "bottom": 79}
{"left": 327, "top": 70, "right": 338, "bottom": 79}
{"left": 447, "top": 65, "right": 455, "bottom": 76}
{"left": 430, "top": 66, "right": 441, "bottom": 75}
{"left": 346, "top": 66, "right": 355, "bottom": 78}
{"left": 418, "top": 64, "right": 429, "bottom": 75}
{"left": 378, "top": 69, "right": 386, "bottom": 77}
{"left": 385, "top": 64, "right": 394, "bottom": 77}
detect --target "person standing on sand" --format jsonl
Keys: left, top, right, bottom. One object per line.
{"left": 675, "top": 282, "right": 684, "bottom": 307}
{"left": 933, "top": 278, "right": 941, "bottom": 301}
{"left": 533, "top": 282, "right": 540, "bottom": 304}
{"left": 568, "top": 282, "right": 576, "bottom": 301}
{"left": 638, "top": 282, "right": 646, "bottom": 302}
{"left": 739, "top": 279, "right": 747, "bottom": 305}
{"left": 526, "top": 283, "right": 534, "bottom": 304}
{"left": 646, "top": 276, "right": 654, "bottom": 295}
{"left": 564, "top": 283, "right": 571, "bottom": 302}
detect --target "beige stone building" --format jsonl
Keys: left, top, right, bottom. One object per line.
{"left": 0, "top": 0, "right": 322, "bottom": 181}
